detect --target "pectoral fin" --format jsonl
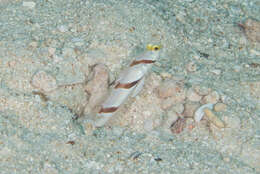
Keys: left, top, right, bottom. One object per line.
{"left": 131, "top": 77, "right": 145, "bottom": 97}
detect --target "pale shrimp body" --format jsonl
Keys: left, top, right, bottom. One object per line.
{"left": 95, "top": 44, "right": 161, "bottom": 127}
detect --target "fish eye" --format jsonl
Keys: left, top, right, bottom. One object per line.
{"left": 153, "top": 45, "right": 160, "bottom": 51}
{"left": 147, "top": 44, "right": 161, "bottom": 51}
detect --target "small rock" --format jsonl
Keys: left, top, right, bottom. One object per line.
{"left": 223, "top": 157, "right": 231, "bottom": 162}
{"left": 187, "top": 88, "right": 202, "bottom": 102}
{"left": 220, "top": 94, "right": 231, "bottom": 104}
{"left": 163, "top": 110, "right": 179, "bottom": 130}
{"left": 161, "top": 98, "right": 174, "bottom": 110}
{"left": 22, "top": 1, "right": 36, "bottom": 9}
{"left": 204, "top": 108, "right": 225, "bottom": 128}
{"left": 170, "top": 117, "right": 186, "bottom": 134}
{"left": 156, "top": 81, "right": 186, "bottom": 103}
{"left": 244, "top": 64, "right": 250, "bottom": 68}
{"left": 214, "top": 103, "right": 227, "bottom": 112}
{"left": 7, "top": 60, "right": 16, "bottom": 67}
{"left": 160, "top": 72, "right": 172, "bottom": 79}
{"left": 81, "top": 119, "right": 95, "bottom": 135}
{"left": 241, "top": 19, "right": 260, "bottom": 43}
{"left": 193, "top": 85, "right": 211, "bottom": 96}
{"left": 186, "top": 62, "right": 197, "bottom": 72}
{"left": 70, "top": 27, "right": 77, "bottom": 33}
{"left": 31, "top": 70, "right": 57, "bottom": 92}
{"left": 183, "top": 102, "right": 200, "bottom": 118}
{"left": 171, "top": 103, "right": 184, "bottom": 114}
{"left": 201, "top": 91, "right": 220, "bottom": 104}
{"left": 156, "top": 80, "right": 177, "bottom": 98}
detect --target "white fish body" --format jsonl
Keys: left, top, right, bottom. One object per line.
{"left": 95, "top": 44, "right": 161, "bottom": 127}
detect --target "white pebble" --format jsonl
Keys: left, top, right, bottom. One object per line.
{"left": 171, "top": 103, "right": 184, "bottom": 114}
{"left": 193, "top": 85, "right": 211, "bottom": 96}
{"left": 244, "top": 64, "right": 250, "bottom": 68}
{"left": 250, "top": 49, "right": 260, "bottom": 56}
{"left": 201, "top": 91, "right": 220, "bottom": 104}
{"left": 53, "top": 55, "right": 63, "bottom": 63}
{"left": 22, "top": 1, "right": 36, "bottom": 9}
{"left": 233, "top": 65, "right": 241, "bottom": 72}
{"left": 160, "top": 72, "right": 172, "bottom": 79}
{"left": 161, "top": 98, "right": 174, "bottom": 110}
{"left": 186, "top": 62, "right": 197, "bottom": 72}
{"left": 194, "top": 103, "right": 214, "bottom": 122}
{"left": 48, "top": 47, "right": 56, "bottom": 56}
{"left": 58, "top": 25, "right": 68, "bottom": 33}
{"left": 211, "top": 69, "right": 221, "bottom": 75}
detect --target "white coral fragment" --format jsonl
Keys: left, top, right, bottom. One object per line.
{"left": 194, "top": 103, "right": 214, "bottom": 122}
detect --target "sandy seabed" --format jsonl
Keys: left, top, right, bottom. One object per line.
{"left": 0, "top": 0, "right": 259, "bottom": 173}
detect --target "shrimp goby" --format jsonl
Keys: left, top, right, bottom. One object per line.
{"left": 95, "top": 44, "right": 161, "bottom": 127}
